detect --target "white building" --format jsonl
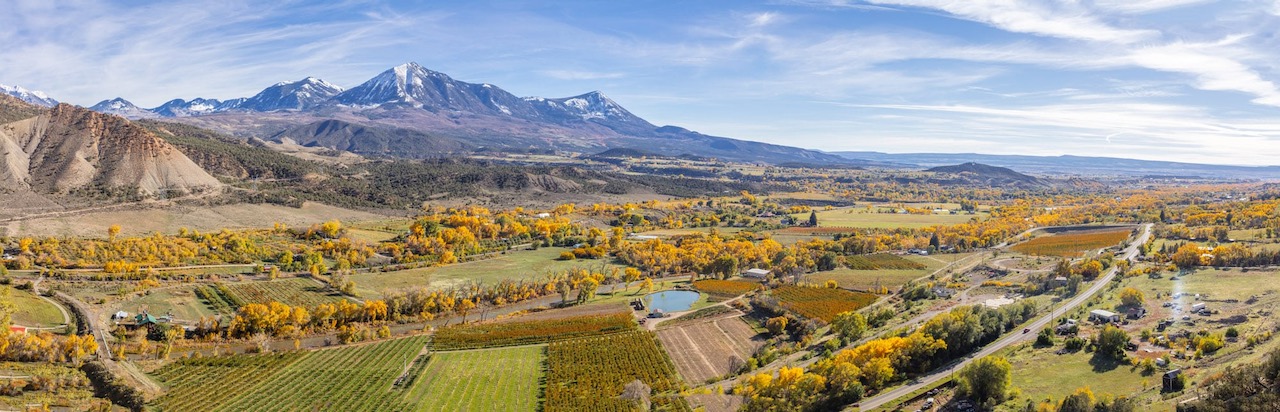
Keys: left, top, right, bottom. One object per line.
{"left": 743, "top": 268, "right": 771, "bottom": 279}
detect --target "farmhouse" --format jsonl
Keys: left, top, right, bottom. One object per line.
{"left": 1052, "top": 276, "right": 1069, "bottom": 288}
{"left": 1089, "top": 309, "right": 1120, "bottom": 323}
{"left": 743, "top": 268, "right": 771, "bottom": 279}
{"left": 8, "top": 325, "right": 26, "bottom": 334}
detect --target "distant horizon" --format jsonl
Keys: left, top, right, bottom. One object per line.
{"left": 3, "top": 1, "right": 1280, "bottom": 165}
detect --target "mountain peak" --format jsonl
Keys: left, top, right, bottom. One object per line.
{"left": 241, "top": 76, "right": 344, "bottom": 112}
{"left": 89, "top": 98, "right": 159, "bottom": 119}
{"left": 0, "top": 83, "right": 58, "bottom": 107}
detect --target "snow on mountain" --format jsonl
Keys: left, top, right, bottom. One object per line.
{"left": 89, "top": 98, "right": 159, "bottom": 119}
{"left": 238, "top": 77, "right": 344, "bottom": 111}
{"left": 152, "top": 98, "right": 242, "bottom": 117}
{"left": 0, "top": 84, "right": 58, "bottom": 107}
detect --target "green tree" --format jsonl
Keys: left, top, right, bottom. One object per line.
{"left": 1095, "top": 325, "right": 1129, "bottom": 359}
{"left": 808, "top": 211, "right": 818, "bottom": 226}
{"left": 830, "top": 311, "right": 868, "bottom": 341}
{"left": 956, "top": 356, "right": 1012, "bottom": 407}
{"left": 1059, "top": 387, "right": 1096, "bottom": 412}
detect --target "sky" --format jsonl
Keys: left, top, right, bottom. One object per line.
{"left": 3, "top": 0, "right": 1280, "bottom": 166}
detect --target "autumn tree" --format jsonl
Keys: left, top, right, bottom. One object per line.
{"left": 1095, "top": 325, "right": 1129, "bottom": 360}
{"left": 831, "top": 311, "right": 868, "bottom": 341}
{"left": 1118, "top": 287, "right": 1145, "bottom": 308}
{"left": 107, "top": 224, "right": 121, "bottom": 242}
{"left": 766, "top": 316, "right": 789, "bottom": 336}
{"left": 320, "top": 220, "right": 342, "bottom": 239}
{"left": 956, "top": 356, "right": 1013, "bottom": 407}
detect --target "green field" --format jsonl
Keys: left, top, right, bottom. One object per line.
{"left": 792, "top": 207, "right": 987, "bottom": 229}
{"left": 809, "top": 253, "right": 963, "bottom": 291}
{"left": 999, "top": 347, "right": 1151, "bottom": 411}
{"left": 9, "top": 288, "right": 66, "bottom": 327}
{"left": 153, "top": 335, "right": 433, "bottom": 411}
{"left": 221, "top": 277, "right": 346, "bottom": 308}
{"left": 404, "top": 346, "right": 544, "bottom": 412}
{"left": 351, "top": 247, "right": 628, "bottom": 297}
{"left": 116, "top": 286, "right": 219, "bottom": 322}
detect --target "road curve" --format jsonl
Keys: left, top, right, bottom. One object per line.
{"left": 857, "top": 224, "right": 1151, "bottom": 411}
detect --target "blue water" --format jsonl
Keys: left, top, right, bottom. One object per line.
{"left": 644, "top": 290, "right": 701, "bottom": 312}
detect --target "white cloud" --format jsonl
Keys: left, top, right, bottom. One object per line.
{"left": 862, "top": 0, "right": 1158, "bottom": 43}
{"left": 1091, "top": 0, "right": 1217, "bottom": 14}
{"left": 1127, "top": 39, "right": 1280, "bottom": 107}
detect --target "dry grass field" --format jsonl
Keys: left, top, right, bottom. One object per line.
{"left": 655, "top": 314, "right": 765, "bottom": 384}
{"left": 0, "top": 201, "right": 389, "bottom": 237}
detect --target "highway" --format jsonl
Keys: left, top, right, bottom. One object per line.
{"left": 857, "top": 224, "right": 1152, "bottom": 411}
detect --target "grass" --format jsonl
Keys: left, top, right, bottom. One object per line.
{"left": 404, "top": 346, "right": 544, "bottom": 412}
{"left": 221, "top": 277, "right": 345, "bottom": 308}
{"left": 9, "top": 288, "right": 65, "bottom": 327}
{"left": 792, "top": 206, "right": 987, "bottom": 230}
{"left": 351, "top": 247, "right": 628, "bottom": 297}
{"left": 115, "top": 285, "right": 219, "bottom": 322}
{"left": 809, "top": 253, "right": 963, "bottom": 291}
{"left": 998, "top": 346, "right": 1151, "bottom": 411}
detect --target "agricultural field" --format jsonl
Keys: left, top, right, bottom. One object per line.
{"left": 845, "top": 253, "right": 928, "bottom": 270}
{"left": 773, "top": 286, "right": 878, "bottom": 322}
{"left": 998, "top": 346, "right": 1150, "bottom": 411}
{"left": 350, "top": 247, "right": 628, "bottom": 297}
{"left": 0, "top": 362, "right": 98, "bottom": 410}
{"left": 655, "top": 315, "right": 765, "bottom": 384}
{"left": 0, "top": 201, "right": 388, "bottom": 238}
{"left": 152, "top": 335, "right": 432, "bottom": 411}
{"left": 809, "top": 253, "right": 963, "bottom": 291}
{"left": 220, "top": 277, "right": 345, "bottom": 308}
{"left": 791, "top": 206, "right": 987, "bottom": 230}
{"left": 1010, "top": 228, "right": 1131, "bottom": 257}
{"left": 116, "top": 285, "right": 219, "bottom": 322}
{"left": 430, "top": 313, "right": 636, "bottom": 350}
{"left": 545, "top": 331, "right": 689, "bottom": 411}
{"left": 402, "top": 346, "right": 544, "bottom": 412}
{"left": 692, "top": 279, "right": 762, "bottom": 298}
{"left": 8, "top": 287, "right": 66, "bottom": 328}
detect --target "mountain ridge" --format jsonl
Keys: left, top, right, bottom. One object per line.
{"left": 76, "top": 61, "right": 845, "bottom": 164}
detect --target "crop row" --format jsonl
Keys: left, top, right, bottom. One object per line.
{"left": 544, "top": 331, "right": 690, "bottom": 412}
{"left": 692, "top": 279, "right": 762, "bottom": 297}
{"left": 1010, "top": 229, "right": 1130, "bottom": 257}
{"left": 430, "top": 313, "right": 636, "bottom": 351}
{"left": 773, "top": 285, "right": 878, "bottom": 322}
{"left": 151, "top": 352, "right": 306, "bottom": 411}
{"left": 221, "top": 278, "right": 343, "bottom": 308}
{"left": 149, "top": 335, "right": 431, "bottom": 411}
{"left": 194, "top": 284, "right": 239, "bottom": 315}
{"left": 216, "top": 335, "right": 430, "bottom": 411}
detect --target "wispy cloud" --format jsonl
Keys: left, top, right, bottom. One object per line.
{"left": 540, "top": 70, "right": 626, "bottom": 80}
{"left": 861, "top": 0, "right": 1158, "bottom": 43}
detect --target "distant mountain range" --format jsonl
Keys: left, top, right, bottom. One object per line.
{"left": 838, "top": 152, "right": 1280, "bottom": 180}
{"left": 58, "top": 62, "right": 843, "bottom": 164}
{"left": 0, "top": 94, "right": 220, "bottom": 196}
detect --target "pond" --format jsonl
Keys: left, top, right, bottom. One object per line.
{"left": 644, "top": 290, "right": 701, "bottom": 313}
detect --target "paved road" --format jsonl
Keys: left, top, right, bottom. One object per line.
{"left": 857, "top": 224, "right": 1151, "bottom": 411}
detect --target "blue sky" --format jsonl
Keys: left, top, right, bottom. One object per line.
{"left": 3, "top": 0, "right": 1280, "bottom": 165}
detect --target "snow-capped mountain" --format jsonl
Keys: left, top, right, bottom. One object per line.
{"left": 153, "top": 98, "right": 246, "bottom": 117}
{"left": 76, "top": 61, "right": 849, "bottom": 164}
{"left": 89, "top": 98, "right": 159, "bottom": 119}
{"left": 0, "top": 84, "right": 58, "bottom": 107}
{"left": 332, "top": 62, "right": 538, "bottom": 118}
{"left": 238, "top": 77, "right": 343, "bottom": 111}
